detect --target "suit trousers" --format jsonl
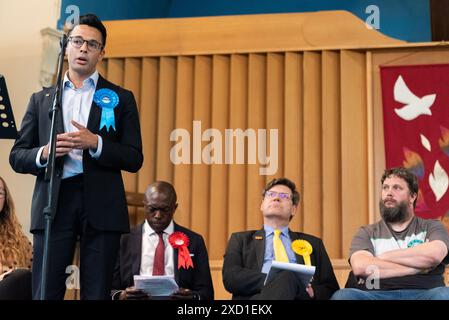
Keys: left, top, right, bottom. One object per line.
{"left": 250, "top": 270, "right": 310, "bottom": 300}
{"left": 32, "top": 174, "right": 121, "bottom": 300}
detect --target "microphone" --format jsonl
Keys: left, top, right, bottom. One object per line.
{"left": 47, "top": 33, "right": 68, "bottom": 118}
{"left": 60, "top": 34, "right": 68, "bottom": 49}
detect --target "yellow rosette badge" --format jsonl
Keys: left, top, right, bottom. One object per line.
{"left": 292, "top": 240, "right": 313, "bottom": 266}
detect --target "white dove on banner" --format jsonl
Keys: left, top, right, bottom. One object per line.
{"left": 394, "top": 75, "right": 436, "bottom": 121}
{"left": 429, "top": 160, "right": 449, "bottom": 202}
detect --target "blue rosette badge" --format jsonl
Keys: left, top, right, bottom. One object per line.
{"left": 93, "top": 88, "right": 119, "bottom": 131}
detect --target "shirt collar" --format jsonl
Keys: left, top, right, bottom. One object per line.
{"left": 143, "top": 219, "right": 175, "bottom": 236}
{"left": 64, "top": 70, "right": 99, "bottom": 89}
{"left": 264, "top": 224, "right": 289, "bottom": 237}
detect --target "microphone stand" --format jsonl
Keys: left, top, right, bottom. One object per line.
{"left": 40, "top": 34, "right": 68, "bottom": 300}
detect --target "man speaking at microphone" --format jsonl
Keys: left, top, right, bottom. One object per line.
{"left": 9, "top": 13, "right": 143, "bottom": 299}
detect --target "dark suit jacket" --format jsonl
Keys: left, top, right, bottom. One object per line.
{"left": 222, "top": 229, "right": 339, "bottom": 300}
{"left": 9, "top": 75, "right": 143, "bottom": 233}
{"left": 112, "top": 222, "right": 214, "bottom": 300}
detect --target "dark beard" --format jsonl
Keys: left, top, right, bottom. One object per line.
{"left": 379, "top": 200, "right": 409, "bottom": 223}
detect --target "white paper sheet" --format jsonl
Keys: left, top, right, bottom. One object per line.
{"left": 134, "top": 275, "right": 179, "bottom": 296}
{"left": 264, "top": 261, "right": 316, "bottom": 287}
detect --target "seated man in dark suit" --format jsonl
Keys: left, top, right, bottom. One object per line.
{"left": 111, "top": 181, "right": 214, "bottom": 300}
{"left": 222, "top": 177, "right": 339, "bottom": 300}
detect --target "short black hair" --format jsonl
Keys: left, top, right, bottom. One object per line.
{"left": 69, "top": 13, "right": 107, "bottom": 47}
{"left": 381, "top": 167, "right": 419, "bottom": 207}
{"left": 262, "top": 177, "right": 300, "bottom": 206}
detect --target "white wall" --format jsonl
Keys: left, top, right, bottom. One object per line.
{"left": 0, "top": 0, "right": 61, "bottom": 238}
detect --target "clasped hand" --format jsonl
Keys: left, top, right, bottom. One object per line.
{"left": 41, "top": 120, "right": 98, "bottom": 161}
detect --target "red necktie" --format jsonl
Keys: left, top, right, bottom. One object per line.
{"left": 152, "top": 232, "right": 165, "bottom": 276}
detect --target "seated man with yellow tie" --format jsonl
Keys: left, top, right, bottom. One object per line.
{"left": 222, "top": 178, "right": 339, "bottom": 300}
{"left": 111, "top": 181, "right": 214, "bottom": 300}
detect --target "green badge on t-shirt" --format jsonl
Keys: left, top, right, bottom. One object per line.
{"left": 407, "top": 239, "right": 424, "bottom": 248}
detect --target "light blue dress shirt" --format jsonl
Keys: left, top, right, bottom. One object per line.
{"left": 261, "top": 225, "right": 296, "bottom": 274}
{"left": 36, "top": 71, "right": 103, "bottom": 178}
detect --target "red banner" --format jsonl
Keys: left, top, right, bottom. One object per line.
{"left": 381, "top": 64, "right": 449, "bottom": 220}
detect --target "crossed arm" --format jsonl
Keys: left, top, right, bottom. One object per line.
{"left": 350, "top": 240, "right": 448, "bottom": 279}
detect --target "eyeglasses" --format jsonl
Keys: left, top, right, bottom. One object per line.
{"left": 264, "top": 191, "right": 292, "bottom": 200}
{"left": 68, "top": 36, "right": 103, "bottom": 51}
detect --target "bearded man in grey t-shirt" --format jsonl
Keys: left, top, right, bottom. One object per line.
{"left": 332, "top": 167, "right": 449, "bottom": 300}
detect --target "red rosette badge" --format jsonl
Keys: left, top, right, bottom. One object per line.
{"left": 169, "top": 232, "right": 194, "bottom": 270}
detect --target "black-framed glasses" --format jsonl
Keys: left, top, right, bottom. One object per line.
{"left": 264, "top": 190, "right": 292, "bottom": 200}
{"left": 68, "top": 36, "right": 103, "bottom": 51}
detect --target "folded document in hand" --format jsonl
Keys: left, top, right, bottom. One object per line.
{"left": 264, "top": 261, "right": 316, "bottom": 287}
{"left": 134, "top": 275, "right": 179, "bottom": 296}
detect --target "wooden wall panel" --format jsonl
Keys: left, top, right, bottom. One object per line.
{"left": 321, "top": 51, "right": 342, "bottom": 258}
{"left": 138, "top": 58, "right": 159, "bottom": 193}
{"left": 227, "top": 54, "right": 248, "bottom": 236}
{"left": 302, "top": 52, "right": 322, "bottom": 238}
{"left": 105, "top": 58, "right": 138, "bottom": 223}
{"left": 135, "top": 58, "right": 159, "bottom": 223}
{"left": 122, "top": 58, "right": 141, "bottom": 193}
{"left": 99, "top": 52, "right": 374, "bottom": 260}
{"left": 340, "top": 50, "right": 369, "bottom": 258}
{"left": 190, "top": 56, "right": 212, "bottom": 242}
{"left": 122, "top": 58, "right": 142, "bottom": 223}
{"left": 265, "top": 53, "right": 284, "bottom": 181}
{"left": 99, "top": 49, "right": 375, "bottom": 260}
{"left": 97, "top": 60, "right": 108, "bottom": 78}
{"left": 209, "top": 55, "right": 230, "bottom": 258}
{"left": 106, "top": 59, "right": 124, "bottom": 85}
{"left": 173, "top": 56, "right": 194, "bottom": 229}
{"left": 246, "top": 54, "right": 266, "bottom": 231}
{"left": 156, "top": 57, "right": 176, "bottom": 182}
{"left": 284, "top": 52, "right": 303, "bottom": 231}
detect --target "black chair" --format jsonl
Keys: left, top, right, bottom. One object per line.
{"left": 0, "top": 269, "right": 32, "bottom": 300}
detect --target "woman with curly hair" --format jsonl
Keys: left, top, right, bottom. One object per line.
{"left": 0, "top": 176, "right": 32, "bottom": 299}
